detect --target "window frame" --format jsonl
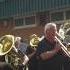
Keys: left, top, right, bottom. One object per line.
{"left": 14, "top": 15, "right": 36, "bottom": 29}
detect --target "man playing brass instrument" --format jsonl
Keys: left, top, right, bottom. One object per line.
{"left": 27, "top": 34, "right": 40, "bottom": 70}
{"left": 36, "top": 23, "right": 70, "bottom": 70}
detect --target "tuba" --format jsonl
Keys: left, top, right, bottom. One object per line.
{"left": 0, "top": 35, "right": 25, "bottom": 70}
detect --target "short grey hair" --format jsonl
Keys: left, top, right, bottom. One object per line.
{"left": 44, "top": 23, "right": 57, "bottom": 32}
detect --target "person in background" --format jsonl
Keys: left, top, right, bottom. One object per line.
{"left": 5, "top": 36, "right": 29, "bottom": 70}
{"left": 15, "top": 37, "right": 29, "bottom": 70}
{"left": 26, "top": 34, "right": 40, "bottom": 70}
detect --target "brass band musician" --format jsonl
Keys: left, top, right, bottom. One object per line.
{"left": 0, "top": 35, "right": 29, "bottom": 70}
{"left": 35, "top": 23, "right": 70, "bottom": 70}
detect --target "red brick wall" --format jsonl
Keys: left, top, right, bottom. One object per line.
{"left": 0, "top": 23, "right": 44, "bottom": 41}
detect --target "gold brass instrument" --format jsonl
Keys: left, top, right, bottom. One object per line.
{"left": 0, "top": 35, "right": 15, "bottom": 56}
{"left": 0, "top": 35, "right": 25, "bottom": 70}
{"left": 29, "top": 33, "right": 70, "bottom": 57}
{"left": 30, "top": 34, "right": 40, "bottom": 48}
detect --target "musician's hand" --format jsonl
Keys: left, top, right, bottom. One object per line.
{"left": 54, "top": 42, "right": 61, "bottom": 52}
{"left": 40, "top": 51, "right": 54, "bottom": 60}
{"left": 40, "top": 46, "right": 61, "bottom": 60}
{"left": 40, "top": 52, "right": 48, "bottom": 60}
{"left": 54, "top": 46, "right": 61, "bottom": 52}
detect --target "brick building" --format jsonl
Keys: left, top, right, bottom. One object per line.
{"left": 0, "top": 0, "right": 70, "bottom": 40}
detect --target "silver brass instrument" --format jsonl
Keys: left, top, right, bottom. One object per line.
{"left": 0, "top": 35, "right": 25, "bottom": 70}
{"left": 55, "top": 36, "right": 70, "bottom": 57}
{"left": 58, "top": 23, "right": 70, "bottom": 57}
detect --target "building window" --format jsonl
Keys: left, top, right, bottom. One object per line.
{"left": 37, "top": 12, "right": 50, "bottom": 26}
{"left": 15, "top": 18, "right": 24, "bottom": 26}
{"left": 25, "top": 16, "right": 35, "bottom": 25}
{"left": 15, "top": 16, "right": 35, "bottom": 28}
{"left": 66, "top": 10, "right": 70, "bottom": 20}
{"left": 51, "top": 12, "right": 64, "bottom": 21}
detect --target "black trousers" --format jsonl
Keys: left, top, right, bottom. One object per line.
{"left": 28, "top": 56, "right": 38, "bottom": 70}
{"left": 37, "top": 54, "right": 67, "bottom": 70}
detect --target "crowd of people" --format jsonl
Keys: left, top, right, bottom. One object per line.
{"left": 0, "top": 22, "right": 70, "bottom": 70}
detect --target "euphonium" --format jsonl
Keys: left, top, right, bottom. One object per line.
{"left": 0, "top": 35, "right": 15, "bottom": 55}
{"left": 0, "top": 35, "right": 25, "bottom": 70}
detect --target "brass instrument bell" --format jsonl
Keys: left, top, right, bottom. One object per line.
{"left": 30, "top": 34, "right": 40, "bottom": 48}
{"left": 0, "top": 35, "right": 14, "bottom": 56}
